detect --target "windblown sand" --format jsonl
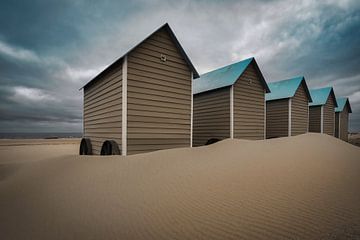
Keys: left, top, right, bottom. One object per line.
{"left": 0, "top": 133, "right": 359, "bottom": 239}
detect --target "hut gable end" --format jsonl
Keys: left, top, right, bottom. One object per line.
{"left": 323, "top": 93, "right": 335, "bottom": 136}
{"left": 291, "top": 82, "right": 309, "bottom": 136}
{"left": 233, "top": 62, "right": 265, "bottom": 140}
{"left": 126, "top": 28, "right": 192, "bottom": 155}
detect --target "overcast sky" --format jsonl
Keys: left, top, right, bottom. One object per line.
{"left": 0, "top": 0, "right": 359, "bottom": 133}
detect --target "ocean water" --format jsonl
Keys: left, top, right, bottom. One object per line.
{"left": 0, "top": 132, "right": 82, "bottom": 139}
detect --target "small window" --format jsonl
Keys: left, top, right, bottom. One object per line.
{"left": 160, "top": 54, "right": 167, "bottom": 62}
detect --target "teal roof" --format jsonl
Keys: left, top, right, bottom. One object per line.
{"left": 309, "top": 87, "right": 338, "bottom": 107}
{"left": 265, "top": 76, "right": 312, "bottom": 102}
{"left": 335, "top": 97, "right": 352, "bottom": 113}
{"left": 193, "top": 57, "right": 270, "bottom": 94}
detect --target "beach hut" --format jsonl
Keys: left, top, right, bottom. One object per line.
{"left": 308, "top": 87, "right": 338, "bottom": 136}
{"left": 265, "top": 76, "right": 312, "bottom": 138}
{"left": 192, "top": 58, "right": 270, "bottom": 146}
{"left": 80, "top": 23, "right": 199, "bottom": 155}
{"left": 335, "top": 97, "right": 352, "bottom": 141}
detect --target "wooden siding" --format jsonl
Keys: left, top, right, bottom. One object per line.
{"left": 84, "top": 66, "right": 122, "bottom": 155}
{"left": 323, "top": 94, "right": 335, "bottom": 136}
{"left": 266, "top": 99, "right": 289, "bottom": 138}
{"left": 233, "top": 63, "right": 265, "bottom": 140}
{"left": 335, "top": 112, "right": 340, "bottom": 138}
{"left": 339, "top": 107, "right": 349, "bottom": 141}
{"left": 309, "top": 106, "right": 321, "bottom": 133}
{"left": 193, "top": 87, "right": 231, "bottom": 146}
{"left": 291, "top": 83, "right": 309, "bottom": 136}
{"left": 126, "top": 28, "right": 192, "bottom": 155}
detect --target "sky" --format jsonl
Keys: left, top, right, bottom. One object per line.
{"left": 0, "top": 0, "right": 359, "bottom": 133}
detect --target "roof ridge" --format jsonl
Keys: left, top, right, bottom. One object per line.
{"left": 199, "top": 57, "right": 254, "bottom": 77}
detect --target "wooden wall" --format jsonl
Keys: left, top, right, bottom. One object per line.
{"left": 266, "top": 99, "right": 289, "bottom": 138}
{"left": 323, "top": 94, "right": 335, "bottom": 136}
{"left": 339, "top": 108, "right": 349, "bottom": 141}
{"left": 193, "top": 87, "right": 231, "bottom": 146}
{"left": 83, "top": 66, "right": 122, "bottom": 155}
{"left": 309, "top": 106, "right": 321, "bottom": 133}
{"left": 233, "top": 63, "right": 265, "bottom": 140}
{"left": 126, "top": 28, "right": 192, "bottom": 154}
{"left": 291, "top": 83, "right": 309, "bottom": 136}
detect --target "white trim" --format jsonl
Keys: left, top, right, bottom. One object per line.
{"left": 288, "top": 98, "right": 292, "bottom": 137}
{"left": 190, "top": 72, "right": 193, "bottom": 147}
{"left": 338, "top": 112, "right": 341, "bottom": 138}
{"left": 264, "top": 89, "right": 266, "bottom": 140}
{"left": 122, "top": 55, "right": 128, "bottom": 156}
{"left": 320, "top": 105, "right": 324, "bottom": 134}
{"left": 82, "top": 94, "right": 84, "bottom": 138}
{"left": 230, "top": 85, "right": 234, "bottom": 139}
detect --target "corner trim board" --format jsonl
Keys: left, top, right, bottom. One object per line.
{"left": 190, "top": 72, "right": 193, "bottom": 147}
{"left": 122, "top": 55, "right": 128, "bottom": 156}
{"left": 230, "top": 85, "right": 234, "bottom": 139}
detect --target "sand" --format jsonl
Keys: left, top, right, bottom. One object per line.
{"left": 0, "top": 133, "right": 359, "bottom": 239}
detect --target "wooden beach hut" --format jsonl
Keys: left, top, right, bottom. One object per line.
{"left": 80, "top": 23, "right": 199, "bottom": 155}
{"left": 192, "top": 57, "right": 270, "bottom": 146}
{"left": 308, "top": 87, "right": 338, "bottom": 136}
{"left": 335, "top": 97, "right": 352, "bottom": 141}
{"left": 265, "top": 76, "right": 312, "bottom": 138}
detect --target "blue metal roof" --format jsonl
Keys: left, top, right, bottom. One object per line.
{"left": 265, "top": 76, "right": 312, "bottom": 102}
{"left": 335, "top": 97, "right": 352, "bottom": 113}
{"left": 193, "top": 57, "right": 270, "bottom": 94}
{"left": 309, "top": 87, "right": 337, "bottom": 107}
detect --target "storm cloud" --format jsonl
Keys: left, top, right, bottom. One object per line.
{"left": 0, "top": 0, "right": 359, "bottom": 132}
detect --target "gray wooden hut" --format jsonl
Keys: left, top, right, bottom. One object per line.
{"left": 192, "top": 57, "right": 270, "bottom": 146}
{"left": 335, "top": 97, "right": 352, "bottom": 141}
{"left": 265, "top": 76, "right": 312, "bottom": 138}
{"left": 80, "top": 23, "right": 199, "bottom": 155}
{"left": 308, "top": 87, "right": 338, "bottom": 136}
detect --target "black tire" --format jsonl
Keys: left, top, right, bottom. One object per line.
{"left": 205, "top": 138, "right": 220, "bottom": 145}
{"left": 100, "top": 140, "right": 121, "bottom": 155}
{"left": 79, "top": 138, "right": 92, "bottom": 155}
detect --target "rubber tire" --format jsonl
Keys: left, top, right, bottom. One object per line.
{"left": 79, "top": 138, "right": 92, "bottom": 155}
{"left": 100, "top": 140, "right": 121, "bottom": 155}
{"left": 205, "top": 138, "right": 220, "bottom": 146}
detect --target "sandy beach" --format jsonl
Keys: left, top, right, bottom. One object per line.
{"left": 0, "top": 133, "right": 359, "bottom": 239}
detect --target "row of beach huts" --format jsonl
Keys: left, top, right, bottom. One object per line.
{"left": 79, "top": 23, "right": 352, "bottom": 155}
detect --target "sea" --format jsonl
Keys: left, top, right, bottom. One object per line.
{"left": 0, "top": 132, "right": 82, "bottom": 139}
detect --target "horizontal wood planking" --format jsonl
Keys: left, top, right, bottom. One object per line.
{"left": 309, "top": 106, "right": 321, "bottom": 133}
{"left": 291, "top": 83, "right": 309, "bottom": 136}
{"left": 84, "top": 66, "right": 122, "bottom": 155}
{"left": 339, "top": 107, "right": 349, "bottom": 141}
{"left": 234, "top": 64, "right": 265, "bottom": 140}
{"left": 323, "top": 94, "right": 335, "bottom": 136}
{"left": 193, "top": 87, "right": 231, "bottom": 146}
{"left": 266, "top": 99, "right": 289, "bottom": 138}
{"left": 126, "top": 28, "right": 191, "bottom": 155}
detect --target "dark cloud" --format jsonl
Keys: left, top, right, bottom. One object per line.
{"left": 0, "top": 0, "right": 359, "bottom": 133}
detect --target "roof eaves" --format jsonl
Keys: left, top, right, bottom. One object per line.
{"left": 80, "top": 23, "right": 199, "bottom": 90}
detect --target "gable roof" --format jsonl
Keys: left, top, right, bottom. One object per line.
{"left": 193, "top": 57, "right": 270, "bottom": 95}
{"left": 81, "top": 23, "right": 199, "bottom": 90}
{"left": 265, "top": 76, "right": 312, "bottom": 102}
{"left": 309, "top": 87, "right": 338, "bottom": 107}
{"left": 335, "top": 97, "right": 352, "bottom": 113}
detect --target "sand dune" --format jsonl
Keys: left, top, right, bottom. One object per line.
{"left": 0, "top": 133, "right": 359, "bottom": 239}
